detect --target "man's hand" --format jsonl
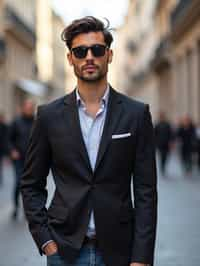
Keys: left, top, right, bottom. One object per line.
{"left": 43, "top": 241, "right": 58, "bottom": 256}
{"left": 10, "top": 149, "right": 20, "bottom": 160}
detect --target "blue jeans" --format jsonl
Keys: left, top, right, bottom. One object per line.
{"left": 47, "top": 244, "right": 106, "bottom": 266}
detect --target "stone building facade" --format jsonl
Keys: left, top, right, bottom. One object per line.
{"left": 0, "top": 0, "right": 36, "bottom": 119}
{"left": 0, "top": 0, "right": 68, "bottom": 120}
{"left": 169, "top": 0, "right": 200, "bottom": 123}
{"left": 115, "top": 0, "right": 200, "bottom": 124}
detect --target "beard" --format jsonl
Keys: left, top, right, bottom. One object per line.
{"left": 73, "top": 64, "right": 108, "bottom": 82}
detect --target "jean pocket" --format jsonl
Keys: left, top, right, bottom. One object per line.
{"left": 47, "top": 252, "right": 65, "bottom": 266}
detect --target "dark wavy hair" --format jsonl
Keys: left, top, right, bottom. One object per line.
{"left": 61, "top": 16, "right": 114, "bottom": 49}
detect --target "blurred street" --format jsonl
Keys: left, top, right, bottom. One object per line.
{"left": 0, "top": 152, "right": 200, "bottom": 266}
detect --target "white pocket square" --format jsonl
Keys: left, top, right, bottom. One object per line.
{"left": 112, "top": 133, "right": 131, "bottom": 139}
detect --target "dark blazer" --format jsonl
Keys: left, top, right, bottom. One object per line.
{"left": 20, "top": 87, "right": 157, "bottom": 266}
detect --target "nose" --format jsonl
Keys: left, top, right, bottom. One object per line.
{"left": 85, "top": 48, "right": 94, "bottom": 60}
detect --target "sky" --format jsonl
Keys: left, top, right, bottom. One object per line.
{"left": 51, "top": 0, "right": 129, "bottom": 28}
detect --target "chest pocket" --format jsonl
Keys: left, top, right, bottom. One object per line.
{"left": 110, "top": 134, "right": 133, "bottom": 152}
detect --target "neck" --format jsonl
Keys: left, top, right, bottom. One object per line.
{"left": 77, "top": 78, "right": 108, "bottom": 104}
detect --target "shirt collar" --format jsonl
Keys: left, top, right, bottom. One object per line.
{"left": 76, "top": 85, "right": 110, "bottom": 108}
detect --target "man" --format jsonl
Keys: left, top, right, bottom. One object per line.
{"left": 154, "top": 112, "right": 173, "bottom": 176}
{"left": 9, "top": 99, "right": 35, "bottom": 219}
{"left": 196, "top": 123, "right": 200, "bottom": 172}
{"left": 177, "top": 115, "right": 196, "bottom": 174}
{"left": 21, "top": 17, "right": 157, "bottom": 266}
{"left": 0, "top": 112, "right": 8, "bottom": 187}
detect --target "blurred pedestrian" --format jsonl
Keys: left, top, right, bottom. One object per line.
{"left": 195, "top": 123, "right": 200, "bottom": 172}
{"left": 21, "top": 16, "right": 157, "bottom": 266}
{"left": 9, "top": 99, "right": 35, "bottom": 219}
{"left": 154, "top": 112, "right": 173, "bottom": 176}
{"left": 177, "top": 115, "right": 196, "bottom": 174}
{"left": 0, "top": 112, "right": 8, "bottom": 187}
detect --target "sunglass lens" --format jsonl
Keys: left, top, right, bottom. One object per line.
{"left": 92, "top": 45, "right": 106, "bottom": 57}
{"left": 73, "top": 47, "right": 87, "bottom": 59}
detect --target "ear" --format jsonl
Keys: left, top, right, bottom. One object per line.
{"left": 108, "top": 49, "right": 113, "bottom": 64}
{"left": 67, "top": 52, "right": 73, "bottom": 66}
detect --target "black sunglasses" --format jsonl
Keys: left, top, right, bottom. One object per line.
{"left": 71, "top": 44, "right": 108, "bottom": 59}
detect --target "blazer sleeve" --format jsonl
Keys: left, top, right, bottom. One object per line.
{"left": 20, "top": 106, "right": 52, "bottom": 255}
{"left": 131, "top": 104, "right": 158, "bottom": 265}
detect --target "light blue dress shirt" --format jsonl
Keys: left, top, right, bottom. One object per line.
{"left": 76, "top": 86, "right": 109, "bottom": 236}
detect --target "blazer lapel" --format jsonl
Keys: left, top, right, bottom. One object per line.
{"left": 94, "top": 87, "right": 123, "bottom": 172}
{"left": 63, "top": 90, "right": 93, "bottom": 174}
